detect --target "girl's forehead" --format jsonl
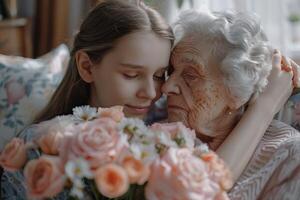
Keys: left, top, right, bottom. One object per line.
{"left": 109, "top": 31, "right": 171, "bottom": 68}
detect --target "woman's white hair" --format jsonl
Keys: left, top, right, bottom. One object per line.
{"left": 173, "top": 10, "right": 273, "bottom": 105}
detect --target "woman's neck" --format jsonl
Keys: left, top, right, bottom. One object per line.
{"left": 197, "top": 109, "right": 243, "bottom": 150}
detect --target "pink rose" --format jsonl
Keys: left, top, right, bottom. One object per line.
{"left": 24, "top": 156, "right": 66, "bottom": 199}
{"left": 150, "top": 122, "right": 196, "bottom": 149}
{"left": 98, "top": 106, "right": 124, "bottom": 122}
{"left": 0, "top": 138, "right": 27, "bottom": 171}
{"left": 60, "top": 118, "right": 128, "bottom": 170}
{"left": 94, "top": 163, "right": 129, "bottom": 198}
{"left": 201, "top": 152, "right": 233, "bottom": 190}
{"left": 5, "top": 79, "right": 26, "bottom": 105}
{"left": 145, "top": 148, "right": 225, "bottom": 200}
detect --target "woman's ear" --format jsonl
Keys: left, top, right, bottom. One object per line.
{"left": 226, "top": 90, "right": 248, "bottom": 110}
{"left": 75, "top": 50, "right": 94, "bottom": 83}
{"left": 227, "top": 99, "right": 246, "bottom": 110}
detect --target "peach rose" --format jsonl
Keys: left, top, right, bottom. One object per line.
{"left": 0, "top": 138, "right": 27, "bottom": 171}
{"left": 5, "top": 79, "right": 26, "bottom": 105}
{"left": 94, "top": 163, "right": 129, "bottom": 198}
{"left": 35, "top": 116, "right": 73, "bottom": 155}
{"left": 121, "top": 155, "right": 150, "bottom": 185}
{"left": 36, "top": 131, "right": 64, "bottom": 155}
{"left": 24, "top": 156, "right": 66, "bottom": 199}
{"left": 201, "top": 151, "right": 233, "bottom": 190}
{"left": 146, "top": 148, "right": 225, "bottom": 200}
{"left": 60, "top": 118, "right": 128, "bottom": 169}
{"left": 98, "top": 106, "right": 124, "bottom": 122}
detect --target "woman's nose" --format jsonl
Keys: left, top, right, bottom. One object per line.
{"left": 137, "top": 79, "right": 157, "bottom": 100}
{"left": 162, "top": 76, "right": 180, "bottom": 96}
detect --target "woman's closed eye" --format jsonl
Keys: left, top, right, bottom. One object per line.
{"left": 122, "top": 72, "right": 165, "bottom": 81}
{"left": 181, "top": 67, "right": 204, "bottom": 84}
{"left": 182, "top": 71, "right": 199, "bottom": 81}
{"left": 122, "top": 72, "right": 139, "bottom": 79}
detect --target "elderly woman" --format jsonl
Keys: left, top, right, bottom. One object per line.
{"left": 162, "top": 10, "right": 300, "bottom": 199}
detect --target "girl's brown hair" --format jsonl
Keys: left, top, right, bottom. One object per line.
{"left": 33, "top": 0, "right": 174, "bottom": 123}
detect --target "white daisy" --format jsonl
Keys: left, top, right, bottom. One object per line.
{"left": 72, "top": 105, "right": 98, "bottom": 121}
{"left": 154, "top": 130, "right": 177, "bottom": 148}
{"left": 70, "top": 184, "right": 84, "bottom": 199}
{"left": 174, "top": 128, "right": 196, "bottom": 149}
{"left": 55, "top": 114, "right": 74, "bottom": 124}
{"left": 118, "top": 118, "right": 148, "bottom": 139}
{"left": 194, "top": 143, "right": 210, "bottom": 157}
{"left": 129, "top": 142, "right": 158, "bottom": 164}
{"left": 65, "top": 158, "right": 93, "bottom": 180}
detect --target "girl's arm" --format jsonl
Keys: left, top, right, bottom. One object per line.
{"left": 217, "top": 50, "right": 297, "bottom": 182}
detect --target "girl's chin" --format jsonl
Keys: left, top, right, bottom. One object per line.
{"left": 124, "top": 113, "right": 145, "bottom": 119}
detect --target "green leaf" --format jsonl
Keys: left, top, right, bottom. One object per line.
{"left": 177, "top": 0, "right": 184, "bottom": 8}
{"left": 144, "top": 0, "right": 153, "bottom": 5}
{"left": 0, "top": 63, "right": 6, "bottom": 70}
{"left": 289, "top": 14, "right": 300, "bottom": 23}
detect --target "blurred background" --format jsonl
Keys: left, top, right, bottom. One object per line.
{"left": 0, "top": 0, "right": 300, "bottom": 62}
{"left": 152, "top": 0, "right": 300, "bottom": 65}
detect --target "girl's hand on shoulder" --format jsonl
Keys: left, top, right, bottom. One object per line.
{"left": 253, "top": 50, "right": 295, "bottom": 114}
{"left": 281, "top": 53, "right": 300, "bottom": 88}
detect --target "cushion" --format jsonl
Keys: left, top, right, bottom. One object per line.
{"left": 0, "top": 44, "right": 70, "bottom": 151}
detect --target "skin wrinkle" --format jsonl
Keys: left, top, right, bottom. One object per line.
{"left": 170, "top": 41, "right": 204, "bottom": 109}
{"left": 189, "top": 75, "right": 231, "bottom": 136}
{"left": 165, "top": 41, "right": 241, "bottom": 149}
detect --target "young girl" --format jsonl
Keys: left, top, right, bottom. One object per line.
{"left": 33, "top": 0, "right": 173, "bottom": 123}
{"left": 0, "top": 0, "right": 298, "bottom": 199}
{"left": 2, "top": 1, "right": 174, "bottom": 199}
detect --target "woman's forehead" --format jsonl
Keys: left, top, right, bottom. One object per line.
{"left": 171, "top": 50, "right": 207, "bottom": 69}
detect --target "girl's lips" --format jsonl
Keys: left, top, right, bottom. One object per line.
{"left": 125, "top": 104, "right": 150, "bottom": 114}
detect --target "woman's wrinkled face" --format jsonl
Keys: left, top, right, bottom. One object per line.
{"left": 162, "top": 41, "right": 231, "bottom": 137}
{"left": 90, "top": 31, "right": 171, "bottom": 119}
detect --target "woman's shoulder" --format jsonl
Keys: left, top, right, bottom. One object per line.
{"left": 265, "top": 119, "right": 300, "bottom": 142}
{"left": 229, "top": 120, "right": 300, "bottom": 199}
{"left": 248, "top": 120, "right": 300, "bottom": 167}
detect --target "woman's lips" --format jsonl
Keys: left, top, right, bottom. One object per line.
{"left": 167, "top": 104, "right": 187, "bottom": 112}
{"left": 125, "top": 104, "right": 150, "bottom": 114}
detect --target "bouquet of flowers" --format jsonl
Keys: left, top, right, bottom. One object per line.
{"left": 0, "top": 105, "right": 233, "bottom": 200}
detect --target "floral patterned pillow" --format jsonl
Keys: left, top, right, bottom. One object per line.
{"left": 0, "top": 44, "right": 70, "bottom": 151}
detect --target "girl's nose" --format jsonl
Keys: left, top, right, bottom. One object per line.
{"left": 162, "top": 76, "right": 180, "bottom": 96}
